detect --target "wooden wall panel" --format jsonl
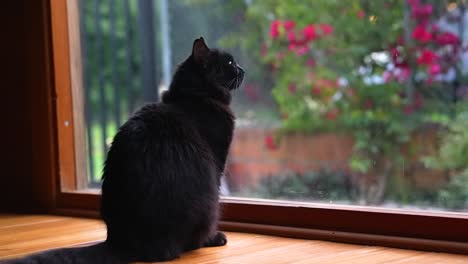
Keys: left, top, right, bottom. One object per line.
{"left": 0, "top": 0, "right": 56, "bottom": 213}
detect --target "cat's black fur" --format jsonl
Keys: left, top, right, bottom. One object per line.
{"left": 1, "top": 37, "right": 244, "bottom": 264}
{"left": 101, "top": 37, "right": 243, "bottom": 262}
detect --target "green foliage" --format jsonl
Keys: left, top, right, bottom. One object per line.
{"left": 437, "top": 171, "right": 468, "bottom": 209}
{"left": 424, "top": 112, "right": 468, "bottom": 171}
{"left": 209, "top": 0, "right": 467, "bottom": 205}
{"left": 254, "top": 169, "right": 354, "bottom": 201}
{"left": 424, "top": 111, "right": 468, "bottom": 209}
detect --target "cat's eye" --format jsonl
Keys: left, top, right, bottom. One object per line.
{"left": 228, "top": 61, "right": 233, "bottom": 65}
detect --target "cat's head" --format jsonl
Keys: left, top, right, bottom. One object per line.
{"left": 164, "top": 37, "right": 244, "bottom": 104}
{"left": 191, "top": 37, "right": 244, "bottom": 91}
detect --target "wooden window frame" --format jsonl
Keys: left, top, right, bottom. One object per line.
{"left": 46, "top": 0, "right": 468, "bottom": 255}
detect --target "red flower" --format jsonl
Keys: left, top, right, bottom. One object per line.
{"left": 357, "top": 10, "right": 365, "bottom": 19}
{"left": 303, "top": 25, "right": 316, "bottom": 41}
{"left": 284, "top": 20, "right": 295, "bottom": 31}
{"left": 325, "top": 109, "right": 339, "bottom": 120}
{"left": 417, "top": 49, "right": 438, "bottom": 66}
{"left": 319, "top": 24, "right": 333, "bottom": 35}
{"left": 306, "top": 58, "right": 315, "bottom": 67}
{"left": 364, "top": 99, "right": 374, "bottom": 110}
{"left": 428, "top": 63, "right": 441, "bottom": 76}
{"left": 404, "top": 105, "right": 414, "bottom": 115}
{"left": 311, "top": 86, "right": 321, "bottom": 95}
{"left": 397, "top": 35, "right": 404, "bottom": 45}
{"left": 389, "top": 46, "right": 400, "bottom": 62}
{"left": 270, "top": 20, "right": 281, "bottom": 39}
{"left": 412, "top": 24, "right": 432, "bottom": 43}
{"left": 435, "top": 32, "right": 459, "bottom": 46}
{"left": 288, "top": 83, "right": 296, "bottom": 93}
{"left": 265, "top": 135, "right": 278, "bottom": 150}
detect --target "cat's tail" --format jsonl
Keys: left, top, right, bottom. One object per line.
{"left": 0, "top": 242, "right": 127, "bottom": 264}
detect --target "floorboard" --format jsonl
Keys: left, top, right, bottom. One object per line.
{"left": 0, "top": 214, "right": 467, "bottom": 263}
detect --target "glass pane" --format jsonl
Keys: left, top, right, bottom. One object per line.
{"left": 78, "top": 0, "right": 468, "bottom": 212}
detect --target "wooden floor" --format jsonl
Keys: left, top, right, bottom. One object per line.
{"left": 1, "top": 214, "right": 467, "bottom": 263}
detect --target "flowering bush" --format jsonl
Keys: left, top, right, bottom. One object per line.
{"left": 218, "top": 0, "right": 468, "bottom": 204}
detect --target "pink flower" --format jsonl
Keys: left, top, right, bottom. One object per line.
{"left": 265, "top": 135, "right": 278, "bottom": 150}
{"left": 287, "top": 31, "right": 296, "bottom": 43}
{"left": 417, "top": 49, "right": 438, "bottom": 65}
{"left": 295, "top": 46, "right": 308, "bottom": 56}
{"left": 284, "top": 20, "right": 296, "bottom": 31}
{"left": 428, "top": 63, "right": 441, "bottom": 76}
{"left": 407, "top": 0, "right": 420, "bottom": 7}
{"left": 277, "top": 52, "right": 285, "bottom": 60}
{"left": 357, "top": 10, "right": 365, "bottom": 19}
{"left": 395, "top": 65, "right": 411, "bottom": 82}
{"left": 383, "top": 71, "right": 393, "bottom": 83}
{"left": 319, "top": 24, "right": 333, "bottom": 35}
{"left": 303, "top": 25, "right": 316, "bottom": 41}
{"left": 270, "top": 20, "right": 281, "bottom": 39}
{"left": 412, "top": 24, "right": 432, "bottom": 42}
{"left": 288, "top": 84, "right": 296, "bottom": 93}
{"left": 288, "top": 43, "right": 297, "bottom": 51}
{"left": 435, "top": 32, "right": 459, "bottom": 46}
{"left": 306, "top": 58, "right": 316, "bottom": 67}
{"left": 411, "top": 4, "right": 433, "bottom": 20}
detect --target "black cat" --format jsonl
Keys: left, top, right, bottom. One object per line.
{"left": 101, "top": 37, "right": 244, "bottom": 262}
{"left": 2, "top": 37, "right": 244, "bottom": 263}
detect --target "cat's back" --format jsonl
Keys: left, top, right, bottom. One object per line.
{"left": 121, "top": 102, "right": 194, "bottom": 139}
{"left": 102, "top": 101, "right": 217, "bottom": 195}
{"left": 101, "top": 101, "right": 219, "bottom": 234}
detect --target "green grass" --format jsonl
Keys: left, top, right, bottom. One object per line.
{"left": 87, "top": 121, "right": 118, "bottom": 184}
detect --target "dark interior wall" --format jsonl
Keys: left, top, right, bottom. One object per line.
{"left": 0, "top": 0, "right": 56, "bottom": 213}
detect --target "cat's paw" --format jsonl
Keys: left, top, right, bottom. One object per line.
{"left": 203, "top": 231, "right": 227, "bottom": 247}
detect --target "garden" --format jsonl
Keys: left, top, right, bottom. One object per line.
{"left": 80, "top": 0, "right": 468, "bottom": 211}
{"left": 211, "top": 0, "right": 468, "bottom": 210}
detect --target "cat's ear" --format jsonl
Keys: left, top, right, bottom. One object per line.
{"left": 192, "top": 37, "right": 210, "bottom": 64}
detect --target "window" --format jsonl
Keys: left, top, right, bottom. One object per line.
{"left": 50, "top": 0, "right": 468, "bottom": 253}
